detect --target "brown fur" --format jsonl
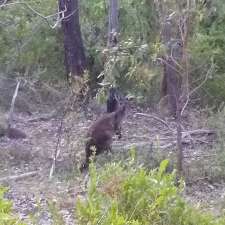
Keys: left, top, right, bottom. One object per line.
{"left": 106, "top": 87, "right": 124, "bottom": 139}
{"left": 7, "top": 128, "right": 26, "bottom": 139}
{"left": 81, "top": 104, "right": 126, "bottom": 171}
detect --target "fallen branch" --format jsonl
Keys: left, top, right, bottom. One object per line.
{"left": 114, "top": 136, "right": 208, "bottom": 151}
{"left": 182, "top": 129, "right": 216, "bottom": 137}
{"left": 28, "top": 111, "right": 57, "bottom": 122}
{"left": 183, "top": 154, "right": 216, "bottom": 159}
{"left": 0, "top": 171, "right": 39, "bottom": 183}
{"left": 114, "top": 141, "right": 176, "bottom": 150}
{"left": 135, "top": 113, "right": 174, "bottom": 132}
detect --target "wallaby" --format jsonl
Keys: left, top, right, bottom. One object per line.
{"left": 0, "top": 113, "right": 26, "bottom": 139}
{"left": 80, "top": 104, "right": 126, "bottom": 171}
{"left": 7, "top": 127, "right": 26, "bottom": 139}
{"left": 106, "top": 87, "right": 124, "bottom": 139}
{"left": 107, "top": 87, "right": 120, "bottom": 113}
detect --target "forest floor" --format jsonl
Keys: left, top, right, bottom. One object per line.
{"left": 0, "top": 100, "right": 225, "bottom": 224}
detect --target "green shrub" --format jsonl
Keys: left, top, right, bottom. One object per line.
{"left": 76, "top": 159, "right": 225, "bottom": 225}
{"left": 207, "top": 105, "right": 225, "bottom": 181}
{"left": 96, "top": 40, "right": 160, "bottom": 105}
{"left": 0, "top": 0, "right": 64, "bottom": 81}
{"left": 190, "top": 0, "right": 225, "bottom": 106}
{"left": 0, "top": 186, "right": 25, "bottom": 225}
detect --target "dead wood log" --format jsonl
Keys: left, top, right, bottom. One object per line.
{"left": 0, "top": 171, "right": 39, "bottom": 183}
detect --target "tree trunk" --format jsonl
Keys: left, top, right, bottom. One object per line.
{"left": 162, "top": 57, "right": 181, "bottom": 117}
{"left": 59, "top": 0, "right": 87, "bottom": 77}
{"left": 160, "top": 15, "right": 183, "bottom": 117}
{"left": 107, "top": 0, "right": 119, "bottom": 47}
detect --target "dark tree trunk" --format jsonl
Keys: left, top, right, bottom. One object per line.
{"left": 59, "top": 0, "right": 87, "bottom": 77}
{"left": 161, "top": 56, "right": 182, "bottom": 117}
{"left": 107, "top": 0, "right": 119, "bottom": 47}
{"left": 160, "top": 16, "right": 183, "bottom": 117}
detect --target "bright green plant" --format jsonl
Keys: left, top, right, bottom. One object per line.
{"left": 0, "top": 186, "right": 26, "bottom": 225}
{"left": 76, "top": 157, "right": 225, "bottom": 225}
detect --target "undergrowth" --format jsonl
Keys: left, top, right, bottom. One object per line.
{"left": 0, "top": 186, "right": 25, "bottom": 225}
{"left": 207, "top": 105, "right": 225, "bottom": 181}
{"left": 76, "top": 154, "right": 225, "bottom": 225}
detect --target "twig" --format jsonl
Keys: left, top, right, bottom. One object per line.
{"left": 8, "top": 80, "right": 21, "bottom": 128}
{"left": 135, "top": 113, "right": 174, "bottom": 132}
{"left": 181, "top": 62, "right": 215, "bottom": 115}
{"left": 28, "top": 111, "right": 57, "bottom": 122}
{"left": 49, "top": 92, "right": 79, "bottom": 179}
{"left": 184, "top": 154, "right": 216, "bottom": 159}
{"left": 182, "top": 129, "right": 216, "bottom": 136}
{"left": 49, "top": 111, "right": 66, "bottom": 179}
{"left": 156, "top": 57, "right": 182, "bottom": 75}
{"left": 0, "top": 1, "right": 78, "bottom": 29}
{"left": 0, "top": 171, "right": 39, "bottom": 183}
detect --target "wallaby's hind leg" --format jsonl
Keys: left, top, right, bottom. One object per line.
{"left": 115, "top": 125, "right": 122, "bottom": 139}
{"left": 80, "top": 139, "right": 95, "bottom": 172}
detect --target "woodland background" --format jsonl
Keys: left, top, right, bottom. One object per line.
{"left": 0, "top": 0, "right": 225, "bottom": 224}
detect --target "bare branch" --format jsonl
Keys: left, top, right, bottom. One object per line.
{"left": 7, "top": 80, "right": 21, "bottom": 128}
{"left": 189, "top": 63, "right": 215, "bottom": 97}
{"left": 181, "top": 62, "right": 215, "bottom": 115}
{"left": 135, "top": 113, "right": 174, "bottom": 132}
{"left": 156, "top": 57, "right": 182, "bottom": 75}
{"left": 49, "top": 113, "right": 65, "bottom": 179}
{"left": 0, "top": 1, "right": 78, "bottom": 29}
{"left": 0, "top": 171, "right": 39, "bottom": 183}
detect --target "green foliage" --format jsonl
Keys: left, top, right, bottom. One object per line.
{"left": 0, "top": 186, "right": 26, "bottom": 225}
{"left": 206, "top": 105, "right": 225, "bottom": 181}
{"left": 80, "top": 0, "right": 158, "bottom": 45}
{"left": 190, "top": 0, "right": 225, "bottom": 105}
{"left": 47, "top": 201, "right": 65, "bottom": 225}
{"left": 0, "top": 0, "right": 64, "bottom": 80}
{"left": 119, "top": 0, "right": 159, "bottom": 42}
{"left": 0, "top": 0, "right": 224, "bottom": 106}
{"left": 80, "top": 0, "right": 160, "bottom": 103}
{"left": 76, "top": 159, "right": 225, "bottom": 225}
{"left": 96, "top": 40, "right": 160, "bottom": 104}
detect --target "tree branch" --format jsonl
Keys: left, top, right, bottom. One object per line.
{"left": 181, "top": 62, "right": 215, "bottom": 115}
{"left": 8, "top": 80, "right": 21, "bottom": 128}
{"left": 0, "top": 171, "right": 39, "bottom": 183}
{"left": 135, "top": 113, "right": 174, "bottom": 132}
{"left": 0, "top": 1, "right": 78, "bottom": 29}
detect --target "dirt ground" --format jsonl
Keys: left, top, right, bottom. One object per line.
{"left": 0, "top": 99, "right": 225, "bottom": 224}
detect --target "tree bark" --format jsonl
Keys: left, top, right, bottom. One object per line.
{"left": 107, "top": 0, "right": 119, "bottom": 47}
{"left": 59, "top": 0, "right": 87, "bottom": 77}
{"left": 162, "top": 57, "right": 181, "bottom": 117}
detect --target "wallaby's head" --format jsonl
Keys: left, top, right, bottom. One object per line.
{"left": 109, "top": 87, "right": 118, "bottom": 100}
